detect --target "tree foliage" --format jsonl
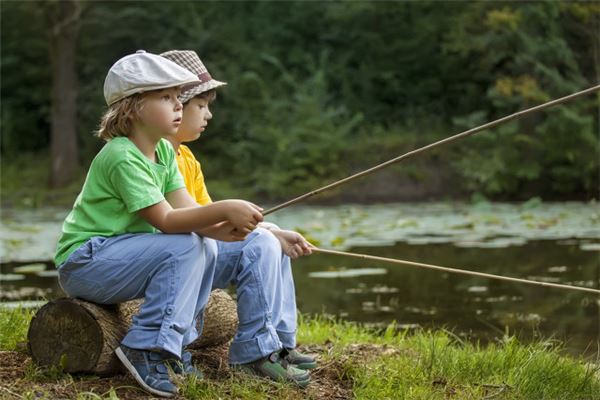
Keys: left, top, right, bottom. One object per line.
{"left": 1, "top": 1, "right": 598, "bottom": 200}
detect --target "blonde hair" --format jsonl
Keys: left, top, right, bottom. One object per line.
{"left": 96, "top": 94, "right": 146, "bottom": 141}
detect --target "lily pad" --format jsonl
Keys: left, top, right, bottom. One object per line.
{"left": 0, "top": 273, "right": 26, "bottom": 281}
{"left": 547, "top": 266, "right": 568, "bottom": 273}
{"left": 13, "top": 263, "right": 46, "bottom": 274}
{"left": 36, "top": 270, "right": 59, "bottom": 278}
{"left": 580, "top": 243, "right": 600, "bottom": 251}
{"left": 309, "top": 268, "right": 388, "bottom": 278}
{"left": 467, "top": 286, "right": 488, "bottom": 293}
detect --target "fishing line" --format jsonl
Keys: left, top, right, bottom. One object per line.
{"left": 312, "top": 247, "right": 600, "bottom": 295}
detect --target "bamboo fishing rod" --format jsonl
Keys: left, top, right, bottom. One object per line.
{"left": 263, "top": 84, "right": 600, "bottom": 216}
{"left": 312, "top": 247, "right": 600, "bottom": 295}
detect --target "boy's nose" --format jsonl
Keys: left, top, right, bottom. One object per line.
{"left": 174, "top": 99, "right": 183, "bottom": 111}
{"left": 206, "top": 108, "right": 213, "bottom": 120}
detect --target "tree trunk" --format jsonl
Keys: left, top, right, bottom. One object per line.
{"left": 48, "top": 0, "right": 80, "bottom": 188}
{"left": 27, "top": 289, "right": 238, "bottom": 375}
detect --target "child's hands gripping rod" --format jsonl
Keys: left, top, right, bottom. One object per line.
{"left": 221, "top": 199, "right": 264, "bottom": 235}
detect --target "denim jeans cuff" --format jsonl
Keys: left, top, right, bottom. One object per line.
{"left": 276, "top": 330, "right": 296, "bottom": 349}
{"left": 122, "top": 324, "right": 184, "bottom": 359}
{"left": 229, "top": 329, "right": 282, "bottom": 364}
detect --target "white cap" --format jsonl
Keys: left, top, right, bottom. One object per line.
{"left": 103, "top": 50, "right": 201, "bottom": 106}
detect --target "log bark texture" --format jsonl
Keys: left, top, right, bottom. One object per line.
{"left": 27, "top": 289, "right": 238, "bottom": 375}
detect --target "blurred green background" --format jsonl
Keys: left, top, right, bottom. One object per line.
{"left": 1, "top": 1, "right": 598, "bottom": 207}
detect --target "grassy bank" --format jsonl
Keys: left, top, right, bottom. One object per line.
{"left": 1, "top": 306, "right": 599, "bottom": 399}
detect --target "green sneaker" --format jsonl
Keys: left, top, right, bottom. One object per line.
{"left": 233, "top": 351, "right": 310, "bottom": 388}
{"left": 281, "top": 348, "right": 317, "bottom": 370}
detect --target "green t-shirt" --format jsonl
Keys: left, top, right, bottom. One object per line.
{"left": 54, "top": 137, "right": 185, "bottom": 266}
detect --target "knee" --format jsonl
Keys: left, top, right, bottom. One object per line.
{"left": 178, "top": 234, "right": 217, "bottom": 274}
{"left": 202, "top": 237, "right": 218, "bottom": 264}
{"left": 249, "top": 228, "right": 282, "bottom": 257}
{"left": 189, "top": 234, "right": 218, "bottom": 260}
{"left": 176, "top": 233, "right": 212, "bottom": 260}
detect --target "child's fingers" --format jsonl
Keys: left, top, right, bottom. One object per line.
{"left": 234, "top": 227, "right": 252, "bottom": 235}
{"left": 249, "top": 202, "right": 264, "bottom": 213}
{"left": 297, "top": 235, "right": 312, "bottom": 250}
{"left": 293, "top": 243, "right": 303, "bottom": 257}
{"left": 301, "top": 242, "right": 312, "bottom": 255}
{"left": 231, "top": 231, "right": 247, "bottom": 241}
{"left": 300, "top": 244, "right": 311, "bottom": 256}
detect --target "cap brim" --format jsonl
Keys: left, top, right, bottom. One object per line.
{"left": 180, "top": 79, "right": 227, "bottom": 104}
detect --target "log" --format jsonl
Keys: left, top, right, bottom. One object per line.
{"left": 27, "top": 289, "right": 238, "bottom": 375}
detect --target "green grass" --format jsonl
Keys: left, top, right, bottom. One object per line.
{"left": 0, "top": 306, "right": 35, "bottom": 351}
{"left": 2, "top": 307, "right": 599, "bottom": 399}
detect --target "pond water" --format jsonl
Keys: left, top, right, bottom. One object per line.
{"left": 1, "top": 202, "right": 599, "bottom": 356}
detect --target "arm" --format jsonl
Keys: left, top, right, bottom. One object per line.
{"left": 138, "top": 188, "right": 263, "bottom": 235}
{"left": 162, "top": 188, "right": 258, "bottom": 241}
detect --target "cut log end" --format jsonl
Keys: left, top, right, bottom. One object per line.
{"left": 28, "top": 298, "right": 105, "bottom": 373}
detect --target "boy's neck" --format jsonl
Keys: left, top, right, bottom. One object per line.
{"left": 128, "top": 130, "right": 161, "bottom": 162}
{"left": 165, "top": 136, "right": 183, "bottom": 154}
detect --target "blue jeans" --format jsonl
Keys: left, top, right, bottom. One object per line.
{"left": 57, "top": 233, "right": 217, "bottom": 358}
{"left": 213, "top": 228, "right": 297, "bottom": 364}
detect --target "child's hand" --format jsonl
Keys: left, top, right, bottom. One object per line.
{"left": 202, "top": 221, "right": 247, "bottom": 242}
{"left": 270, "top": 229, "right": 313, "bottom": 259}
{"left": 222, "top": 200, "right": 264, "bottom": 234}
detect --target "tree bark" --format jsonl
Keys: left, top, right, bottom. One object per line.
{"left": 48, "top": 0, "right": 80, "bottom": 188}
{"left": 27, "top": 289, "right": 238, "bottom": 375}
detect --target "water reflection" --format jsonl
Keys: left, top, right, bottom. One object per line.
{"left": 292, "top": 240, "right": 600, "bottom": 356}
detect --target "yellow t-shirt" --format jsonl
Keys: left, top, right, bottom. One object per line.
{"left": 175, "top": 144, "right": 212, "bottom": 206}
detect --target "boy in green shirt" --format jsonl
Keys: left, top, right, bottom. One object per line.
{"left": 56, "top": 50, "right": 264, "bottom": 397}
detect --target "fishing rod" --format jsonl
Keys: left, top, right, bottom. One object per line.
{"left": 263, "top": 84, "right": 600, "bottom": 216}
{"left": 312, "top": 247, "right": 600, "bottom": 295}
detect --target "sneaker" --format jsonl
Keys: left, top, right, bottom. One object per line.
{"left": 281, "top": 348, "right": 317, "bottom": 370}
{"left": 167, "top": 350, "right": 203, "bottom": 379}
{"left": 115, "top": 345, "right": 178, "bottom": 398}
{"left": 232, "top": 351, "right": 310, "bottom": 388}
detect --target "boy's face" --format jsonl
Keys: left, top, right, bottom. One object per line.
{"left": 137, "top": 87, "right": 183, "bottom": 138}
{"left": 177, "top": 96, "right": 213, "bottom": 143}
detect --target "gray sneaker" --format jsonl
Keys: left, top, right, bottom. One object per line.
{"left": 281, "top": 348, "right": 317, "bottom": 370}
{"left": 115, "top": 345, "right": 178, "bottom": 397}
{"left": 232, "top": 351, "right": 310, "bottom": 388}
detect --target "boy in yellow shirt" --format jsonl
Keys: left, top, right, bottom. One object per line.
{"left": 161, "top": 50, "right": 316, "bottom": 387}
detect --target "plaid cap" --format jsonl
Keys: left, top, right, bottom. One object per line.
{"left": 160, "top": 50, "right": 227, "bottom": 104}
